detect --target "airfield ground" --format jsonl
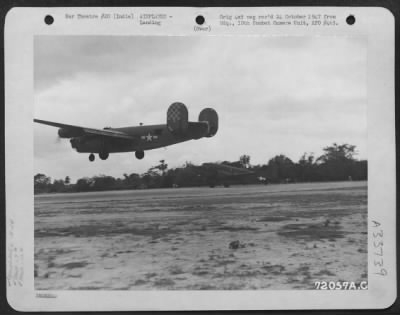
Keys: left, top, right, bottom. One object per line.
{"left": 34, "top": 181, "right": 367, "bottom": 290}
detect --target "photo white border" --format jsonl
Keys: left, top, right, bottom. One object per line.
{"left": 5, "top": 6, "right": 396, "bottom": 311}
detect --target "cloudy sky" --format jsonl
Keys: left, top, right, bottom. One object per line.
{"left": 34, "top": 35, "right": 367, "bottom": 182}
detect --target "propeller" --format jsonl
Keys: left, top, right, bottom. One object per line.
{"left": 55, "top": 134, "right": 62, "bottom": 144}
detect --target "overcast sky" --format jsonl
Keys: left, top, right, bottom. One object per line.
{"left": 34, "top": 35, "right": 367, "bottom": 182}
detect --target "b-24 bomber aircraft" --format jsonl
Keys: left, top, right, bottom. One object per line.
{"left": 34, "top": 102, "right": 218, "bottom": 161}
{"left": 193, "top": 163, "right": 255, "bottom": 187}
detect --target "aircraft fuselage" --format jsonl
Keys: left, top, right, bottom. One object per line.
{"left": 70, "top": 122, "right": 208, "bottom": 154}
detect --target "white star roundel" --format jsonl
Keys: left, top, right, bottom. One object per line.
{"left": 141, "top": 133, "right": 158, "bottom": 142}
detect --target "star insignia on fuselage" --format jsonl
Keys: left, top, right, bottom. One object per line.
{"left": 141, "top": 133, "right": 158, "bottom": 142}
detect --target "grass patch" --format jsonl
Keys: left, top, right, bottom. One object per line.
{"left": 192, "top": 269, "right": 209, "bottom": 276}
{"left": 297, "top": 266, "right": 310, "bottom": 275}
{"left": 217, "top": 225, "right": 259, "bottom": 232}
{"left": 257, "top": 216, "right": 290, "bottom": 222}
{"left": 154, "top": 278, "right": 175, "bottom": 286}
{"left": 35, "top": 223, "right": 179, "bottom": 239}
{"left": 236, "top": 269, "right": 261, "bottom": 277}
{"left": 261, "top": 264, "right": 285, "bottom": 275}
{"left": 59, "top": 261, "right": 89, "bottom": 269}
{"left": 169, "top": 266, "right": 184, "bottom": 275}
{"left": 214, "top": 259, "right": 236, "bottom": 267}
{"left": 145, "top": 272, "right": 157, "bottom": 279}
{"left": 314, "top": 269, "right": 335, "bottom": 276}
{"left": 278, "top": 223, "right": 345, "bottom": 241}
{"left": 190, "top": 283, "right": 218, "bottom": 290}
{"left": 115, "top": 250, "right": 134, "bottom": 254}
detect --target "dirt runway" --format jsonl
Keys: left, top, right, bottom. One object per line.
{"left": 35, "top": 181, "right": 367, "bottom": 290}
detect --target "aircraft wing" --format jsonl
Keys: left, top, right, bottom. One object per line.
{"left": 34, "top": 119, "right": 135, "bottom": 140}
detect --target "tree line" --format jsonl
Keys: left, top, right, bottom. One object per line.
{"left": 34, "top": 143, "right": 367, "bottom": 194}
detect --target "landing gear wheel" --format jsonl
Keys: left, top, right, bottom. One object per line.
{"left": 99, "top": 151, "right": 109, "bottom": 160}
{"left": 135, "top": 150, "right": 144, "bottom": 160}
{"left": 89, "top": 153, "right": 95, "bottom": 162}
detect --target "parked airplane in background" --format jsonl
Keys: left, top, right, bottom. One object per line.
{"left": 191, "top": 163, "right": 255, "bottom": 187}
{"left": 34, "top": 102, "right": 218, "bottom": 161}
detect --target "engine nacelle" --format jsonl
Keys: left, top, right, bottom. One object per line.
{"left": 199, "top": 108, "right": 218, "bottom": 137}
{"left": 167, "top": 102, "right": 189, "bottom": 136}
{"left": 58, "top": 128, "right": 83, "bottom": 138}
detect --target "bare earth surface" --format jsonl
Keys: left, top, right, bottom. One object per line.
{"left": 35, "top": 181, "right": 367, "bottom": 290}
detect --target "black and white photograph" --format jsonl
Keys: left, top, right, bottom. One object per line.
{"left": 4, "top": 6, "right": 396, "bottom": 311}
{"left": 33, "top": 35, "right": 368, "bottom": 290}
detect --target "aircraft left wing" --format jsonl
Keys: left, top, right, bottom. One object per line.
{"left": 34, "top": 119, "right": 135, "bottom": 140}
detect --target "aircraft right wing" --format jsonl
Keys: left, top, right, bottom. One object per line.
{"left": 34, "top": 119, "right": 135, "bottom": 140}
